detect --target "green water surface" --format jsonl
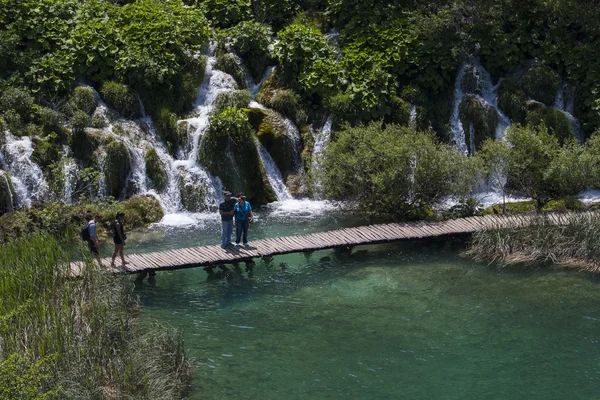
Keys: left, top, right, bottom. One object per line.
{"left": 129, "top": 208, "right": 600, "bottom": 400}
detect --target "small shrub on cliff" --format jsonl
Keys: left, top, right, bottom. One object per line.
{"left": 70, "top": 110, "right": 90, "bottom": 132}
{"left": 70, "top": 86, "right": 97, "bottom": 115}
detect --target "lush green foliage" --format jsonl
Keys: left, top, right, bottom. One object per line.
{"left": 223, "top": 21, "right": 273, "bottom": 81}
{"left": 155, "top": 107, "right": 183, "bottom": 155}
{"left": 479, "top": 125, "right": 587, "bottom": 209}
{"left": 322, "top": 122, "right": 479, "bottom": 219}
{"left": 0, "top": 233, "right": 190, "bottom": 397}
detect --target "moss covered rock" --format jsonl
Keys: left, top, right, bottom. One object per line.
{"left": 104, "top": 141, "right": 131, "bottom": 199}
{"left": 0, "top": 170, "right": 16, "bottom": 214}
{"left": 100, "top": 81, "right": 141, "bottom": 119}
{"left": 145, "top": 148, "right": 167, "bottom": 192}
{"left": 459, "top": 95, "right": 499, "bottom": 155}
{"left": 498, "top": 79, "right": 527, "bottom": 124}
{"left": 71, "top": 87, "right": 97, "bottom": 115}
{"left": 483, "top": 201, "right": 536, "bottom": 215}
{"left": 246, "top": 108, "right": 296, "bottom": 179}
{"left": 155, "top": 108, "right": 184, "bottom": 155}
{"left": 542, "top": 198, "right": 584, "bottom": 211}
{"left": 200, "top": 107, "right": 275, "bottom": 205}
{"left": 32, "top": 137, "right": 60, "bottom": 169}
{"left": 72, "top": 129, "right": 112, "bottom": 164}
{"left": 461, "top": 65, "right": 483, "bottom": 95}
{"left": 387, "top": 96, "right": 411, "bottom": 126}
{"left": 527, "top": 108, "right": 574, "bottom": 143}
{"left": 522, "top": 65, "right": 560, "bottom": 107}
{"left": 177, "top": 167, "right": 209, "bottom": 212}
{"left": 214, "top": 54, "right": 246, "bottom": 89}
{"left": 213, "top": 90, "right": 251, "bottom": 114}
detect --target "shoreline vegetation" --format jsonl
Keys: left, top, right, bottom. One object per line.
{"left": 464, "top": 213, "right": 600, "bottom": 274}
{"left": 0, "top": 234, "right": 192, "bottom": 399}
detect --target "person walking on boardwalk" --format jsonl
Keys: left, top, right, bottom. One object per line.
{"left": 111, "top": 211, "right": 129, "bottom": 267}
{"left": 219, "top": 190, "right": 236, "bottom": 248}
{"left": 85, "top": 214, "right": 103, "bottom": 266}
{"left": 234, "top": 192, "right": 254, "bottom": 247}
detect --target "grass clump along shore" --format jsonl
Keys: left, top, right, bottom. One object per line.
{"left": 464, "top": 213, "right": 600, "bottom": 273}
{"left": 0, "top": 234, "right": 192, "bottom": 398}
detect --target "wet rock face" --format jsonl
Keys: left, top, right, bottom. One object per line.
{"left": 0, "top": 170, "right": 16, "bottom": 214}
{"left": 250, "top": 108, "right": 296, "bottom": 180}
{"left": 104, "top": 141, "right": 131, "bottom": 199}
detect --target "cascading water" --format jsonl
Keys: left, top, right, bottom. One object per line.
{"left": 409, "top": 104, "right": 417, "bottom": 128}
{"left": 247, "top": 66, "right": 275, "bottom": 99}
{"left": 1, "top": 133, "right": 48, "bottom": 206}
{"left": 450, "top": 61, "right": 511, "bottom": 156}
{"left": 311, "top": 118, "right": 333, "bottom": 198}
{"left": 257, "top": 140, "right": 292, "bottom": 201}
{"left": 61, "top": 146, "right": 79, "bottom": 203}
{"left": 554, "top": 81, "right": 584, "bottom": 143}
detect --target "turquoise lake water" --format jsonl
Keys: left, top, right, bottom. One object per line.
{"left": 125, "top": 203, "right": 600, "bottom": 400}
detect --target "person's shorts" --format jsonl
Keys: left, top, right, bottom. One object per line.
{"left": 88, "top": 241, "right": 99, "bottom": 255}
{"left": 113, "top": 236, "right": 123, "bottom": 245}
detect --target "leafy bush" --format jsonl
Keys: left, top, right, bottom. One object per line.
{"left": 479, "top": 125, "right": 586, "bottom": 209}
{"left": 100, "top": 81, "right": 140, "bottom": 119}
{"left": 213, "top": 90, "right": 251, "bottom": 114}
{"left": 274, "top": 24, "right": 338, "bottom": 97}
{"left": 202, "top": 0, "right": 252, "bottom": 28}
{"left": 224, "top": 21, "right": 273, "bottom": 81}
{"left": 322, "top": 122, "right": 479, "bottom": 220}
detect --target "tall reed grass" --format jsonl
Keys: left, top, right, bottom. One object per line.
{"left": 0, "top": 234, "right": 192, "bottom": 399}
{"left": 465, "top": 213, "right": 600, "bottom": 272}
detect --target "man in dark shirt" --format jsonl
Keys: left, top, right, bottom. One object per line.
{"left": 219, "top": 190, "right": 236, "bottom": 248}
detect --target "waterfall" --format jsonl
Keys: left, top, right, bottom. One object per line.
{"left": 450, "top": 64, "right": 468, "bottom": 154}
{"left": 409, "top": 104, "right": 417, "bottom": 128}
{"left": 247, "top": 66, "right": 275, "bottom": 99}
{"left": 450, "top": 61, "right": 511, "bottom": 155}
{"left": 282, "top": 118, "right": 303, "bottom": 174}
{"left": 61, "top": 146, "right": 78, "bottom": 203}
{"left": 1, "top": 133, "right": 48, "bottom": 207}
{"left": 257, "top": 140, "right": 292, "bottom": 201}
{"left": 311, "top": 118, "right": 333, "bottom": 198}
{"left": 554, "top": 82, "right": 584, "bottom": 143}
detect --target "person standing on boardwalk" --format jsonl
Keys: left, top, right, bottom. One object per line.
{"left": 234, "top": 192, "right": 254, "bottom": 247}
{"left": 86, "top": 214, "right": 103, "bottom": 266}
{"left": 219, "top": 190, "right": 236, "bottom": 248}
{"left": 111, "top": 211, "right": 129, "bottom": 267}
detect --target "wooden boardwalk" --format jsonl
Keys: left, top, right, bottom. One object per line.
{"left": 71, "top": 212, "right": 593, "bottom": 275}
